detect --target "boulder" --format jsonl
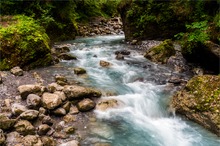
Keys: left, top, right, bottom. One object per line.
{"left": 171, "top": 75, "right": 220, "bottom": 136}
{"left": 41, "top": 136, "right": 56, "bottom": 146}
{"left": 58, "top": 140, "right": 79, "bottom": 146}
{"left": 63, "top": 85, "right": 101, "bottom": 100}
{"left": 96, "top": 99, "right": 119, "bottom": 111}
{"left": 38, "top": 124, "right": 51, "bottom": 135}
{"left": 52, "top": 108, "right": 66, "bottom": 116}
{"left": 47, "top": 83, "right": 64, "bottom": 93}
{"left": 14, "top": 120, "right": 35, "bottom": 135}
{"left": 10, "top": 66, "right": 23, "bottom": 76}
{"left": 42, "top": 92, "right": 63, "bottom": 110}
{"left": 58, "top": 53, "right": 77, "bottom": 60}
{"left": 0, "top": 129, "right": 5, "bottom": 145}
{"left": 20, "top": 110, "right": 39, "bottom": 120}
{"left": 144, "top": 39, "right": 175, "bottom": 64}
{"left": 77, "top": 98, "right": 96, "bottom": 112}
{"left": 0, "top": 114, "right": 16, "bottom": 130}
{"left": 74, "top": 67, "right": 87, "bottom": 75}
{"left": 17, "top": 84, "right": 46, "bottom": 99}
{"left": 11, "top": 103, "right": 28, "bottom": 116}
{"left": 22, "top": 135, "right": 43, "bottom": 146}
{"left": 100, "top": 60, "right": 112, "bottom": 67}
{"left": 26, "top": 94, "right": 41, "bottom": 109}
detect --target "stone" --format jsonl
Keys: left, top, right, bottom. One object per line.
{"left": 26, "top": 94, "right": 41, "bottom": 109}
{"left": 62, "top": 101, "right": 71, "bottom": 113}
{"left": 47, "top": 82, "right": 64, "bottom": 93}
{"left": 69, "top": 106, "right": 79, "bottom": 115}
{"left": 6, "top": 132, "right": 23, "bottom": 146}
{"left": 42, "top": 92, "right": 63, "bottom": 110}
{"left": 64, "top": 126, "right": 75, "bottom": 134}
{"left": 96, "top": 99, "right": 119, "bottom": 111}
{"left": 100, "top": 60, "right": 111, "bottom": 67}
{"left": 10, "top": 66, "right": 23, "bottom": 76}
{"left": 115, "top": 54, "right": 124, "bottom": 60}
{"left": 63, "top": 85, "right": 101, "bottom": 100}
{"left": 20, "top": 110, "right": 39, "bottom": 120}
{"left": 11, "top": 103, "right": 28, "bottom": 116}
{"left": 58, "top": 53, "right": 77, "bottom": 60}
{"left": 52, "top": 108, "right": 66, "bottom": 116}
{"left": 171, "top": 75, "right": 220, "bottom": 136}
{"left": 0, "top": 129, "right": 5, "bottom": 145}
{"left": 54, "top": 91, "right": 67, "bottom": 101}
{"left": 63, "top": 114, "right": 76, "bottom": 123}
{"left": 77, "top": 98, "right": 96, "bottom": 112}
{"left": 74, "top": 67, "right": 87, "bottom": 75}
{"left": 14, "top": 120, "right": 35, "bottom": 135}
{"left": 115, "top": 50, "right": 130, "bottom": 55}
{"left": 55, "top": 75, "right": 68, "bottom": 83}
{"left": 18, "top": 84, "right": 46, "bottom": 99}
{"left": 22, "top": 135, "right": 43, "bottom": 146}
{"left": 41, "top": 136, "right": 56, "bottom": 146}
{"left": 0, "top": 114, "right": 16, "bottom": 130}
{"left": 42, "top": 116, "right": 53, "bottom": 126}
{"left": 38, "top": 124, "right": 51, "bottom": 135}
{"left": 58, "top": 140, "right": 79, "bottom": 146}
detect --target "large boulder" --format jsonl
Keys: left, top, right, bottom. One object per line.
{"left": 144, "top": 39, "right": 175, "bottom": 64}
{"left": 0, "top": 114, "right": 16, "bottom": 130}
{"left": 42, "top": 92, "right": 63, "bottom": 110}
{"left": 17, "top": 84, "right": 46, "bottom": 99}
{"left": 77, "top": 98, "right": 96, "bottom": 112}
{"left": 14, "top": 120, "right": 35, "bottom": 135}
{"left": 63, "top": 85, "right": 101, "bottom": 100}
{"left": 171, "top": 75, "right": 220, "bottom": 136}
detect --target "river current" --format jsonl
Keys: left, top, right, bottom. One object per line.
{"left": 56, "top": 35, "right": 219, "bottom": 146}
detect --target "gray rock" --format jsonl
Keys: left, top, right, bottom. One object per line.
{"left": 11, "top": 103, "right": 28, "bottom": 116}
{"left": 18, "top": 84, "right": 46, "bottom": 99}
{"left": 0, "top": 129, "right": 5, "bottom": 145}
{"left": 14, "top": 120, "right": 35, "bottom": 135}
{"left": 77, "top": 98, "right": 96, "bottom": 112}
{"left": 58, "top": 140, "right": 79, "bottom": 146}
{"left": 26, "top": 94, "right": 41, "bottom": 109}
{"left": 38, "top": 124, "right": 51, "bottom": 135}
{"left": 6, "top": 132, "right": 23, "bottom": 146}
{"left": 22, "top": 135, "right": 43, "bottom": 146}
{"left": 74, "top": 67, "right": 87, "bottom": 75}
{"left": 42, "top": 92, "right": 63, "bottom": 110}
{"left": 0, "top": 114, "right": 16, "bottom": 130}
{"left": 63, "top": 85, "right": 101, "bottom": 100}
{"left": 41, "top": 136, "right": 56, "bottom": 146}
{"left": 20, "top": 110, "right": 39, "bottom": 120}
{"left": 10, "top": 66, "right": 23, "bottom": 76}
{"left": 52, "top": 108, "right": 66, "bottom": 116}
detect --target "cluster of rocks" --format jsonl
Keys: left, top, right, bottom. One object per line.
{"left": 0, "top": 74, "right": 102, "bottom": 145}
{"left": 78, "top": 17, "right": 124, "bottom": 37}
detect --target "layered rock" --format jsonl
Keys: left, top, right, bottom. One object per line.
{"left": 171, "top": 75, "right": 220, "bottom": 136}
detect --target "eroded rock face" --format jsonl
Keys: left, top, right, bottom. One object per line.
{"left": 42, "top": 92, "right": 63, "bottom": 110}
{"left": 63, "top": 85, "right": 101, "bottom": 100}
{"left": 171, "top": 75, "right": 220, "bottom": 136}
{"left": 144, "top": 39, "right": 175, "bottom": 64}
{"left": 77, "top": 98, "right": 96, "bottom": 112}
{"left": 18, "top": 84, "right": 46, "bottom": 99}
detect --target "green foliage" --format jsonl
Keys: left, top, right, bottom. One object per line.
{"left": 0, "top": 15, "right": 51, "bottom": 70}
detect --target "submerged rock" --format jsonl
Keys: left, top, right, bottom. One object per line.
{"left": 144, "top": 39, "right": 175, "bottom": 64}
{"left": 171, "top": 75, "right": 220, "bottom": 136}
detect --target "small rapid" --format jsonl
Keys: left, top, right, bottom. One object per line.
{"left": 58, "top": 35, "right": 219, "bottom": 146}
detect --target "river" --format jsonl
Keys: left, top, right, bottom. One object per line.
{"left": 55, "top": 35, "right": 219, "bottom": 146}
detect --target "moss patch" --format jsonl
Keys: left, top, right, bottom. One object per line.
{"left": 144, "top": 39, "right": 175, "bottom": 64}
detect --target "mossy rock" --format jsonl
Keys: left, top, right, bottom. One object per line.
{"left": 0, "top": 15, "right": 52, "bottom": 70}
{"left": 171, "top": 75, "right": 220, "bottom": 136}
{"left": 144, "top": 39, "right": 175, "bottom": 64}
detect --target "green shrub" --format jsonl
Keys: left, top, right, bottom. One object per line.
{"left": 0, "top": 15, "right": 52, "bottom": 70}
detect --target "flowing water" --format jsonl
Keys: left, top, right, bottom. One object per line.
{"left": 56, "top": 35, "right": 219, "bottom": 146}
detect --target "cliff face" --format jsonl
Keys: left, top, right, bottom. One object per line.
{"left": 171, "top": 75, "right": 220, "bottom": 136}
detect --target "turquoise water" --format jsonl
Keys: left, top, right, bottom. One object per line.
{"left": 60, "top": 35, "right": 219, "bottom": 146}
